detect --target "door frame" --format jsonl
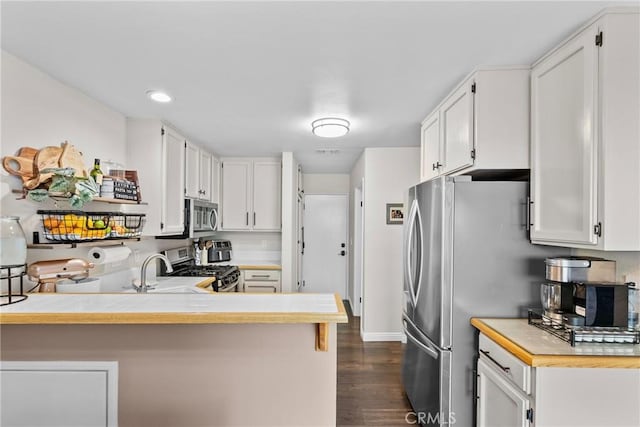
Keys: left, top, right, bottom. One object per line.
{"left": 353, "top": 183, "right": 364, "bottom": 317}
{"left": 301, "top": 193, "right": 350, "bottom": 298}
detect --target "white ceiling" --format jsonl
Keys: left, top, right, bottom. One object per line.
{"left": 1, "top": 1, "right": 629, "bottom": 173}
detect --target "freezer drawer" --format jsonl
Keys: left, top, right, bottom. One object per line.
{"left": 402, "top": 318, "right": 453, "bottom": 426}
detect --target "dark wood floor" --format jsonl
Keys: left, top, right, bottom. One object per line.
{"left": 337, "top": 302, "right": 413, "bottom": 426}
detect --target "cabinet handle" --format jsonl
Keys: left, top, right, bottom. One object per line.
{"left": 525, "top": 197, "right": 533, "bottom": 231}
{"left": 435, "top": 162, "right": 442, "bottom": 169}
{"left": 250, "top": 275, "right": 270, "bottom": 278}
{"left": 479, "top": 349, "right": 511, "bottom": 374}
{"left": 246, "top": 212, "right": 249, "bottom": 226}
{"left": 432, "top": 163, "right": 437, "bottom": 171}
{"left": 253, "top": 212, "right": 256, "bottom": 226}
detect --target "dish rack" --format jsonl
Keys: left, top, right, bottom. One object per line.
{"left": 528, "top": 309, "right": 640, "bottom": 346}
{"left": 38, "top": 210, "right": 145, "bottom": 242}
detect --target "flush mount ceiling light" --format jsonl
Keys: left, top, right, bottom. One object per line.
{"left": 311, "top": 118, "right": 350, "bottom": 138}
{"left": 146, "top": 90, "right": 172, "bottom": 103}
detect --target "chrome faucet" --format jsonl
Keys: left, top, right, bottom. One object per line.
{"left": 133, "top": 253, "right": 173, "bottom": 293}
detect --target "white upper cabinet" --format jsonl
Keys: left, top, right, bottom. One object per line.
{"left": 220, "top": 158, "right": 281, "bottom": 232}
{"left": 530, "top": 9, "right": 640, "bottom": 250}
{"left": 221, "top": 160, "right": 251, "bottom": 230}
{"left": 199, "top": 150, "right": 212, "bottom": 201}
{"left": 420, "top": 67, "right": 530, "bottom": 182}
{"left": 185, "top": 142, "right": 214, "bottom": 202}
{"left": 127, "top": 119, "right": 185, "bottom": 235}
{"left": 211, "top": 155, "right": 220, "bottom": 205}
{"left": 441, "top": 82, "right": 474, "bottom": 174}
{"left": 420, "top": 111, "right": 441, "bottom": 182}
{"left": 185, "top": 142, "right": 200, "bottom": 199}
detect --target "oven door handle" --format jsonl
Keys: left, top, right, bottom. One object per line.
{"left": 218, "top": 281, "right": 238, "bottom": 292}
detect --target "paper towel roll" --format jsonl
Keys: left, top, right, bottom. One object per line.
{"left": 88, "top": 246, "right": 132, "bottom": 265}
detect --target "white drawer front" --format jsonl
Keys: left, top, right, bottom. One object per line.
{"left": 244, "top": 270, "right": 280, "bottom": 281}
{"left": 479, "top": 333, "right": 531, "bottom": 394}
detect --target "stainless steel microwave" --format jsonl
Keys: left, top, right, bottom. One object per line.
{"left": 157, "top": 199, "right": 218, "bottom": 239}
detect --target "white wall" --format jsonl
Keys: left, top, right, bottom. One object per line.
{"left": 303, "top": 173, "right": 350, "bottom": 194}
{"left": 0, "top": 51, "right": 192, "bottom": 285}
{"left": 349, "top": 147, "right": 420, "bottom": 341}
{"left": 280, "top": 152, "right": 298, "bottom": 292}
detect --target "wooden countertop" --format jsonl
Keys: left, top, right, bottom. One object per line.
{"left": 471, "top": 318, "right": 640, "bottom": 369}
{"left": 0, "top": 293, "right": 347, "bottom": 325}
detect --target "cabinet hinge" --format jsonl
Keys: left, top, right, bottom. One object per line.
{"left": 161, "top": 128, "right": 165, "bottom": 136}
{"left": 470, "top": 149, "right": 476, "bottom": 160}
{"left": 471, "top": 82, "right": 476, "bottom": 93}
{"left": 594, "top": 222, "right": 602, "bottom": 237}
{"left": 526, "top": 408, "right": 534, "bottom": 423}
{"left": 595, "top": 31, "right": 603, "bottom": 47}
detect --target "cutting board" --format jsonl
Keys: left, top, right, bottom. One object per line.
{"left": 2, "top": 147, "right": 38, "bottom": 185}
{"left": 59, "top": 141, "right": 88, "bottom": 178}
{"left": 25, "top": 145, "right": 63, "bottom": 189}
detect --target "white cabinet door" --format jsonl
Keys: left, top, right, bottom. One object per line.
{"left": 253, "top": 161, "right": 281, "bottom": 231}
{"left": 477, "top": 358, "right": 530, "bottom": 427}
{"left": 184, "top": 141, "right": 200, "bottom": 199}
{"left": 221, "top": 160, "right": 251, "bottom": 230}
{"left": 531, "top": 26, "right": 598, "bottom": 246}
{"left": 420, "top": 111, "right": 441, "bottom": 182}
{"left": 1, "top": 361, "right": 118, "bottom": 427}
{"left": 211, "top": 155, "right": 220, "bottom": 205}
{"left": 161, "top": 126, "right": 185, "bottom": 234}
{"left": 441, "top": 81, "right": 475, "bottom": 174}
{"left": 200, "top": 150, "right": 212, "bottom": 201}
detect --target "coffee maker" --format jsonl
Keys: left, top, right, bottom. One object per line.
{"left": 541, "top": 256, "right": 627, "bottom": 327}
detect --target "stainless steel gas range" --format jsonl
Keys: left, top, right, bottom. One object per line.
{"left": 160, "top": 241, "right": 240, "bottom": 292}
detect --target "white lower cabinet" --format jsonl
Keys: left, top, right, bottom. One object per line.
{"left": 241, "top": 269, "right": 281, "bottom": 293}
{"left": 477, "top": 333, "right": 640, "bottom": 427}
{"left": 477, "top": 358, "right": 531, "bottom": 427}
{"left": 0, "top": 361, "right": 118, "bottom": 427}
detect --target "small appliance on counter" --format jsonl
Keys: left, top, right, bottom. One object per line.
{"left": 26, "top": 258, "right": 95, "bottom": 292}
{"left": 160, "top": 241, "right": 239, "bottom": 292}
{"left": 529, "top": 256, "right": 639, "bottom": 345}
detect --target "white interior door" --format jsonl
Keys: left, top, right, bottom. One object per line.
{"left": 301, "top": 195, "right": 348, "bottom": 297}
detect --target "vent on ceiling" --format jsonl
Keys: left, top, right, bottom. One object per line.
{"left": 315, "top": 149, "right": 341, "bottom": 155}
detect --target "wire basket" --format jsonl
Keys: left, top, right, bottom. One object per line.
{"left": 37, "top": 210, "right": 145, "bottom": 242}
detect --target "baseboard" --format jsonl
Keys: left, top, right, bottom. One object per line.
{"left": 360, "top": 332, "right": 404, "bottom": 342}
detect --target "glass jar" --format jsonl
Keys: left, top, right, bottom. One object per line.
{"left": 0, "top": 216, "right": 27, "bottom": 270}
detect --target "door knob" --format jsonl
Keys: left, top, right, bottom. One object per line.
{"left": 339, "top": 250, "right": 346, "bottom": 256}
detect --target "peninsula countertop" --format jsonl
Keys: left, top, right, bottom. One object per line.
{"left": 0, "top": 293, "right": 347, "bottom": 325}
{"left": 471, "top": 318, "right": 640, "bottom": 368}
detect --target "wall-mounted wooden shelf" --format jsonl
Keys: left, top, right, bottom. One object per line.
{"left": 28, "top": 238, "right": 140, "bottom": 249}
{"left": 12, "top": 190, "right": 147, "bottom": 205}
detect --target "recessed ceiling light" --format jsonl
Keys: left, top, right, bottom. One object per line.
{"left": 146, "top": 90, "right": 172, "bottom": 103}
{"left": 311, "top": 118, "right": 350, "bottom": 138}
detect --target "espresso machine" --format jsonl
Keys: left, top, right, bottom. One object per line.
{"left": 541, "top": 256, "right": 628, "bottom": 328}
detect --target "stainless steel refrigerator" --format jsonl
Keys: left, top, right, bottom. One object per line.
{"left": 401, "top": 176, "right": 561, "bottom": 426}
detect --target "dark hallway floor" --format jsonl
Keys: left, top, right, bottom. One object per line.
{"left": 337, "top": 302, "right": 413, "bottom": 426}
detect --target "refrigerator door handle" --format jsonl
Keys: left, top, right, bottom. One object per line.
{"left": 405, "top": 198, "right": 423, "bottom": 305}
{"left": 403, "top": 319, "right": 438, "bottom": 359}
